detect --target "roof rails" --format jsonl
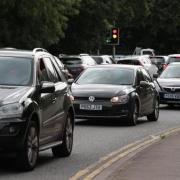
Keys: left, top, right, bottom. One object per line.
{"left": 33, "top": 48, "right": 48, "bottom": 54}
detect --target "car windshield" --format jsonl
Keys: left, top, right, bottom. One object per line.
{"left": 168, "top": 57, "right": 180, "bottom": 64}
{"left": 0, "top": 57, "right": 33, "bottom": 86}
{"left": 76, "top": 67, "right": 134, "bottom": 85}
{"left": 61, "top": 58, "right": 82, "bottom": 65}
{"left": 160, "top": 65, "right": 180, "bottom": 78}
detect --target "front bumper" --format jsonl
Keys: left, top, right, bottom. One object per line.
{"left": 0, "top": 118, "right": 27, "bottom": 151}
{"left": 73, "top": 100, "right": 130, "bottom": 119}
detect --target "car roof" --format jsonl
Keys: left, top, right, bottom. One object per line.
{"left": 168, "top": 54, "right": 180, "bottom": 57}
{"left": 0, "top": 48, "right": 49, "bottom": 58}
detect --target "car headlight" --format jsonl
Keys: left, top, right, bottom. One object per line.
{"left": 0, "top": 103, "right": 23, "bottom": 118}
{"left": 111, "top": 95, "right": 129, "bottom": 104}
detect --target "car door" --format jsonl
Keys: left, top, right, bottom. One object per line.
{"left": 38, "top": 57, "right": 65, "bottom": 145}
{"left": 141, "top": 68, "right": 156, "bottom": 113}
{"left": 136, "top": 69, "right": 147, "bottom": 114}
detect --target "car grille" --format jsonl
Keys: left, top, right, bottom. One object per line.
{"left": 74, "top": 96, "right": 110, "bottom": 101}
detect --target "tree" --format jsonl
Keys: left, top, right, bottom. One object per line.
{"left": 0, "top": 0, "right": 80, "bottom": 49}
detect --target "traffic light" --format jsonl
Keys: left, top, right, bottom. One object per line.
{"left": 111, "top": 27, "right": 119, "bottom": 45}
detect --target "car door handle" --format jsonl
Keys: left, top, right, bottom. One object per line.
{"left": 52, "top": 97, "right": 57, "bottom": 104}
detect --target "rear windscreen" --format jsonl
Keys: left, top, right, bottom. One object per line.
{"left": 61, "top": 58, "right": 82, "bottom": 65}
{"left": 168, "top": 57, "right": 180, "bottom": 64}
{"left": 118, "top": 59, "right": 141, "bottom": 65}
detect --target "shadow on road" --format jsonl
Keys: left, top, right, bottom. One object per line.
{"left": 160, "top": 104, "right": 180, "bottom": 110}
{"left": 75, "top": 118, "right": 149, "bottom": 127}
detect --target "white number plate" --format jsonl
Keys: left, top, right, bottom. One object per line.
{"left": 80, "top": 104, "right": 102, "bottom": 110}
{"left": 164, "top": 94, "right": 180, "bottom": 99}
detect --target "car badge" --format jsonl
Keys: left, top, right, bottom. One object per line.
{"left": 171, "top": 88, "right": 175, "bottom": 92}
{"left": 89, "top": 96, "right": 95, "bottom": 102}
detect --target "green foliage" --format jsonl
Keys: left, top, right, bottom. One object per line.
{"left": 0, "top": 0, "right": 80, "bottom": 49}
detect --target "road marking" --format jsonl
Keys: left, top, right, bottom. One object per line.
{"left": 70, "top": 127, "right": 180, "bottom": 180}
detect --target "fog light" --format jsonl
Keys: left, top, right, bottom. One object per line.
{"left": 9, "top": 126, "right": 16, "bottom": 134}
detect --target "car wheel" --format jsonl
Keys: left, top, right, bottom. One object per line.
{"left": 128, "top": 102, "right": 138, "bottom": 126}
{"left": 17, "top": 121, "right": 39, "bottom": 171}
{"left": 52, "top": 113, "right": 73, "bottom": 157}
{"left": 147, "top": 99, "right": 159, "bottom": 121}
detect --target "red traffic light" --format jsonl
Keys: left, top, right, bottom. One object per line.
{"left": 112, "top": 29, "right": 118, "bottom": 34}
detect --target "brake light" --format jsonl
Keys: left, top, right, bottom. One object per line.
{"left": 162, "top": 63, "right": 167, "bottom": 70}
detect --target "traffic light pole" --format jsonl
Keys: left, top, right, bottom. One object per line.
{"left": 112, "top": 45, "right": 116, "bottom": 60}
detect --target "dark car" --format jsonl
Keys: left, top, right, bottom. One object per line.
{"left": 0, "top": 48, "right": 75, "bottom": 170}
{"left": 60, "top": 54, "right": 97, "bottom": 78}
{"left": 156, "top": 62, "right": 180, "bottom": 105}
{"left": 70, "top": 65, "right": 159, "bottom": 126}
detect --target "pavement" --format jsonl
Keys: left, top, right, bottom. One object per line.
{"left": 94, "top": 131, "right": 180, "bottom": 180}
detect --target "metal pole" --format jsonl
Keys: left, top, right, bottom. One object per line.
{"left": 112, "top": 45, "right": 116, "bottom": 60}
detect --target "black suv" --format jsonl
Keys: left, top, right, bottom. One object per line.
{"left": 0, "top": 48, "right": 75, "bottom": 170}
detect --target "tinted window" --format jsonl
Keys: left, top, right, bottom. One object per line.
{"left": 0, "top": 57, "right": 32, "bottom": 86}
{"left": 141, "top": 68, "right": 152, "bottom": 82}
{"left": 61, "top": 58, "right": 82, "bottom": 65}
{"left": 37, "top": 59, "right": 51, "bottom": 82}
{"left": 136, "top": 69, "right": 145, "bottom": 85}
{"left": 160, "top": 65, "right": 180, "bottom": 78}
{"left": 76, "top": 68, "right": 134, "bottom": 85}
{"left": 43, "top": 57, "right": 59, "bottom": 83}
{"left": 118, "top": 59, "right": 141, "bottom": 65}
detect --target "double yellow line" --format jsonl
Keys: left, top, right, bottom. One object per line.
{"left": 70, "top": 127, "right": 180, "bottom": 180}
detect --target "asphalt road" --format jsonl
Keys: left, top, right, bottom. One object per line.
{"left": 0, "top": 105, "right": 180, "bottom": 180}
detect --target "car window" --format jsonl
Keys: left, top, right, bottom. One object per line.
{"left": 37, "top": 58, "right": 51, "bottom": 83}
{"left": 76, "top": 68, "right": 134, "bottom": 85}
{"left": 141, "top": 68, "right": 152, "bottom": 82}
{"left": 0, "top": 57, "right": 33, "bottom": 86}
{"left": 51, "top": 56, "right": 66, "bottom": 82}
{"left": 136, "top": 69, "right": 145, "bottom": 85}
{"left": 61, "top": 57, "right": 82, "bottom": 65}
{"left": 43, "top": 57, "right": 59, "bottom": 83}
{"left": 118, "top": 59, "right": 141, "bottom": 65}
{"left": 168, "top": 57, "right": 180, "bottom": 64}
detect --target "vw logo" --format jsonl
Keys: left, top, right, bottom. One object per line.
{"left": 89, "top": 96, "right": 95, "bottom": 102}
{"left": 171, "top": 88, "right": 175, "bottom": 92}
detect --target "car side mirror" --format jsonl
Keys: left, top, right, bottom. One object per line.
{"left": 153, "top": 73, "right": 159, "bottom": 79}
{"left": 40, "top": 82, "right": 55, "bottom": 93}
{"left": 140, "top": 81, "right": 148, "bottom": 87}
{"left": 68, "top": 78, "right": 74, "bottom": 85}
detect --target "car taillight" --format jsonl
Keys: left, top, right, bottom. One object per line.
{"left": 78, "top": 65, "right": 85, "bottom": 71}
{"left": 162, "top": 63, "right": 167, "bottom": 70}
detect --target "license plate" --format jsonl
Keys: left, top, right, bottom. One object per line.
{"left": 80, "top": 104, "right": 102, "bottom": 110}
{"left": 164, "top": 94, "right": 180, "bottom": 99}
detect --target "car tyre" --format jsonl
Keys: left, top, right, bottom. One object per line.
{"left": 17, "top": 121, "right": 39, "bottom": 171}
{"left": 52, "top": 113, "right": 73, "bottom": 157}
{"left": 147, "top": 99, "right": 159, "bottom": 121}
{"left": 127, "top": 102, "right": 138, "bottom": 126}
